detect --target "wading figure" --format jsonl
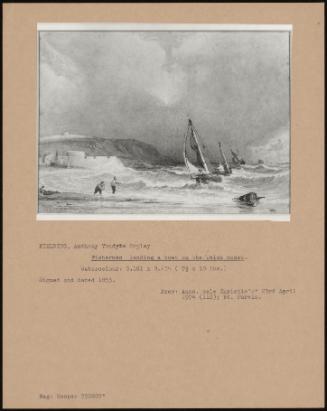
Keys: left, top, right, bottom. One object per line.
{"left": 94, "top": 181, "right": 105, "bottom": 195}
{"left": 111, "top": 176, "right": 119, "bottom": 194}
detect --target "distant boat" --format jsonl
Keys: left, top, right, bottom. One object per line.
{"left": 230, "top": 149, "right": 245, "bottom": 169}
{"left": 183, "top": 119, "right": 222, "bottom": 183}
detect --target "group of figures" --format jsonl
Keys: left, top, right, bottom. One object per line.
{"left": 94, "top": 176, "right": 119, "bottom": 196}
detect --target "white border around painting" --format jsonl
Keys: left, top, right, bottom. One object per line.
{"left": 37, "top": 23, "right": 291, "bottom": 221}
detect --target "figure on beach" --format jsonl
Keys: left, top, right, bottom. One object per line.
{"left": 111, "top": 176, "right": 119, "bottom": 194}
{"left": 94, "top": 181, "right": 105, "bottom": 195}
{"left": 39, "top": 185, "right": 46, "bottom": 194}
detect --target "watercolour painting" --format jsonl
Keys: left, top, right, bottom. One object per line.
{"left": 38, "top": 24, "right": 291, "bottom": 220}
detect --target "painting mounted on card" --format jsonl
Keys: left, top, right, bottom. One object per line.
{"left": 37, "top": 24, "right": 291, "bottom": 220}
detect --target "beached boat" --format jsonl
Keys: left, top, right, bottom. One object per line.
{"left": 234, "top": 192, "right": 265, "bottom": 207}
{"left": 183, "top": 119, "right": 222, "bottom": 183}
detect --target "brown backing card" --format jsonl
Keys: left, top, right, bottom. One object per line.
{"left": 3, "top": 3, "right": 324, "bottom": 408}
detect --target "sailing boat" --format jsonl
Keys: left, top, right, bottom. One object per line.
{"left": 183, "top": 119, "right": 222, "bottom": 183}
{"left": 230, "top": 149, "right": 245, "bottom": 169}
{"left": 213, "top": 142, "right": 232, "bottom": 176}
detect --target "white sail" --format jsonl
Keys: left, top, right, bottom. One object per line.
{"left": 185, "top": 156, "right": 202, "bottom": 174}
{"left": 183, "top": 119, "right": 210, "bottom": 176}
{"left": 191, "top": 128, "right": 210, "bottom": 174}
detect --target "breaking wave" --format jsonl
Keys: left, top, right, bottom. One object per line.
{"left": 39, "top": 156, "right": 290, "bottom": 213}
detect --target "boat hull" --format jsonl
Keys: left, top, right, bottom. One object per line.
{"left": 234, "top": 192, "right": 265, "bottom": 207}
{"left": 192, "top": 174, "right": 222, "bottom": 183}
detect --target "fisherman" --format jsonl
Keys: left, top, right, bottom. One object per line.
{"left": 223, "top": 163, "right": 231, "bottom": 175}
{"left": 195, "top": 168, "right": 204, "bottom": 184}
{"left": 110, "top": 176, "right": 119, "bottom": 194}
{"left": 94, "top": 181, "right": 105, "bottom": 195}
{"left": 213, "top": 161, "right": 222, "bottom": 175}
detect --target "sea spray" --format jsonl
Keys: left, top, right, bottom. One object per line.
{"left": 39, "top": 156, "right": 290, "bottom": 214}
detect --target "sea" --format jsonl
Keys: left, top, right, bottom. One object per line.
{"left": 38, "top": 156, "right": 290, "bottom": 216}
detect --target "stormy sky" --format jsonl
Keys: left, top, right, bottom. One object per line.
{"left": 39, "top": 30, "right": 290, "bottom": 161}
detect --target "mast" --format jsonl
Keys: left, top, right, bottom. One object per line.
{"left": 183, "top": 121, "right": 191, "bottom": 174}
{"left": 219, "top": 142, "right": 230, "bottom": 173}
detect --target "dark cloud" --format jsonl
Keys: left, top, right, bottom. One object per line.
{"left": 39, "top": 30, "right": 290, "bottom": 161}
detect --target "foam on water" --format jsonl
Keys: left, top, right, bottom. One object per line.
{"left": 39, "top": 156, "right": 290, "bottom": 214}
